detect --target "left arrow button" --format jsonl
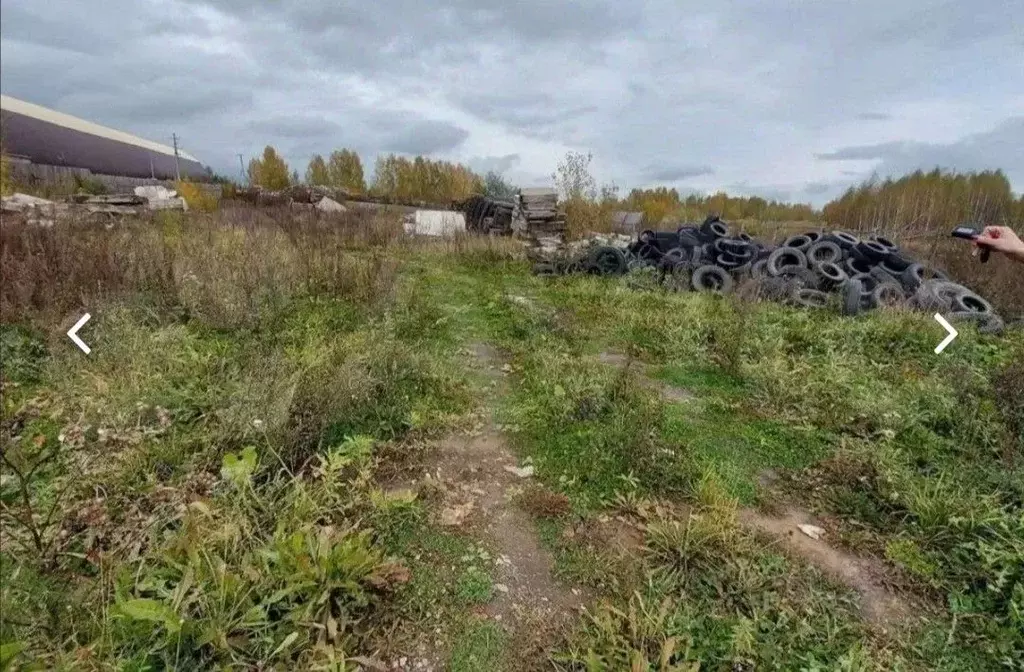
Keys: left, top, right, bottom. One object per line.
{"left": 68, "top": 313, "right": 92, "bottom": 354}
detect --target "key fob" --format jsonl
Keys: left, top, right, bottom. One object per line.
{"left": 951, "top": 225, "right": 990, "bottom": 263}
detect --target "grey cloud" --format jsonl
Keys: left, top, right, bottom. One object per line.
{"left": 856, "top": 112, "right": 892, "bottom": 121}
{"left": 468, "top": 154, "right": 521, "bottom": 175}
{"left": 1, "top": 0, "right": 1021, "bottom": 198}
{"left": 816, "top": 117, "right": 1024, "bottom": 185}
{"left": 381, "top": 120, "right": 469, "bottom": 155}
{"left": 249, "top": 116, "right": 343, "bottom": 139}
{"left": 803, "top": 182, "right": 832, "bottom": 195}
{"left": 643, "top": 164, "right": 714, "bottom": 182}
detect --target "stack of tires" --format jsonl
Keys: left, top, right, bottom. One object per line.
{"left": 531, "top": 214, "right": 1006, "bottom": 334}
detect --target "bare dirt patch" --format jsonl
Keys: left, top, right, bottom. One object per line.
{"left": 595, "top": 350, "right": 694, "bottom": 402}
{"left": 394, "top": 343, "right": 587, "bottom": 667}
{"left": 739, "top": 507, "right": 916, "bottom": 630}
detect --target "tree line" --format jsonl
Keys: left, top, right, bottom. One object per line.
{"left": 244, "top": 146, "right": 1022, "bottom": 234}
{"left": 822, "top": 169, "right": 1024, "bottom": 235}
{"left": 246, "top": 146, "right": 498, "bottom": 203}
{"left": 620, "top": 187, "right": 820, "bottom": 223}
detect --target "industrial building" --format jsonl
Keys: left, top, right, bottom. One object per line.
{"left": 0, "top": 94, "right": 207, "bottom": 180}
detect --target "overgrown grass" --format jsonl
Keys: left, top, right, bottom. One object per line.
{"left": 421, "top": 268, "right": 1024, "bottom": 667}
{"left": 2, "top": 207, "right": 1022, "bottom": 668}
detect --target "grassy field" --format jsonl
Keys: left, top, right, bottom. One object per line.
{"left": 1, "top": 207, "right": 1022, "bottom": 670}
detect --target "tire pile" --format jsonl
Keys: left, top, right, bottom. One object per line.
{"left": 531, "top": 215, "right": 1007, "bottom": 334}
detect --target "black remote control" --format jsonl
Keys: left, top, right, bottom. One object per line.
{"left": 951, "top": 225, "right": 990, "bottom": 262}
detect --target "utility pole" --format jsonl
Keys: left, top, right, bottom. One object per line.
{"left": 172, "top": 133, "right": 181, "bottom": 181}
{"left": 238, "top": 154, "right": 246, "bottom": 184}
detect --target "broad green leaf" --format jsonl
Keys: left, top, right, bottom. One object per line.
{"left": 117, "top": 598, "right": 181, "bottom": 634}
{"left": 0, "top": 642, "right": 26, "bottom": 672}
{"left": 220, "top": 445, "right": 258, "bottom": 486}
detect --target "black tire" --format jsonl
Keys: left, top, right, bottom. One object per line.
{"left": 856, "top": 240, "right": 890, "bottom": 262}
{"left": 929, "top": 281, "right": 970, "bottom": 304}
{"left": 691, "top": 246, "right": 705, "bottom": 266}
{"left": 806, "top": 241, "right": 843, "bottom": 265}
{"left": 882, "top": 253, "right": 912, "bottom": 272}
{"left": 814, "top": 261, "right": 848, "bottom": 288}
{"left": 782, "top": 234, "right": 813, "bottom": 251}
{"left": 844, "top": 257, "right": 873, "bottom": 276}
{"left": 700, "top": 216, "right": 728, "bottom": 239}
{"left": 532, "top": 262, "right": 559, "bottom": 277}
{"left": 662, "top": 247, "right": 688, "bottom": 264}
{"left": 717, "top": 239, "right": 755, "bottom": 258}
{"left": 776, "top": 264, "right": 819, "bottom": 289}
{"left": 716, "top": 252, "right": 742, "bottom": 268}
{"left": 588, "top": 246, "right": 628, "bottom": 276}
{"left": 878, "top": 259, "right": 909, "bottom": 276}
{"left": 730, "top": 259, "right": 753, "bottom": 278}
{"left": 792, "top": 288, "right": 829, "bottom": 309}
{"left": 638, "top": 229, "right": 656, "bottom": 244}
{"left": 750, "top": 259, "right": 769, "bottom": 279}
{"left": 802, "top": 231, "right": 823, "bottom": 244}
{"left": 869, "top": 265, "right": 900, "bottom": 286}
{"left": 843, "top": 279, "right": 864, "bottom": 316}
{"left": 951, "top": 291, "right": 994, "bottom": 315}
{"left": 948, "top": 311, "right": 1005, "bottom": 335}
{"left": 637, "top": 243, "right": 660, "bottom": 261}
{"left": 824, "top": 230, "right": 860, "bottom": 249}
{"left": 849, "top": 272, "right": 878, "bottom": 292}
{"left": 678, "top": 231, "right": 701, "bottom": 249}
{"left": 911, "top": 281, "right": 952, "bottom": 312}
{"left": 871, "top": 235, "right": 898, "bottom": 251}
{"left": 691, "top": 265, "right": 735, "bottom": 293}
{"left": 901, "top": 263, "right": 950, "bottom": 292}
{"left": 871, "top": 283, "right": 905, "bottom": 308}
{"left": 738, "top": 232, "right": 753, "bottom": 242}
{"left": 767, "top": 247, "right": 808, "bottom": 274}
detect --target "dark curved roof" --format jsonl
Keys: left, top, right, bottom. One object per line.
{"left": 0, "top": 95, "right": 207, "bottom": 180}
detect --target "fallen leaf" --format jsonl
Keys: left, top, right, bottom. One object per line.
{"left": 440, "top": 502, "right": 474, "bottom": 526}
{"left": 797, "top": 524, "right": 825, "bottom": 540}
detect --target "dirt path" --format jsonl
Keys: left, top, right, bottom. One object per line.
{"left": 595, "top": 350, "right": 694, "bottom": 402}
{"left": 394, "top": 343, "right": 587, "bottom": 668}
{"left": 739, "top": 507, "right": 914, "bottom": 630}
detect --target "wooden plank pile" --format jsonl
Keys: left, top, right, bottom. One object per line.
{"left": 517, "top": 187, "right": 565, "bottom": 235}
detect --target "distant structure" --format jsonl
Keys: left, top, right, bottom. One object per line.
{"left": 0, "top": 94, "right": 207, "bottom": 180}
{"left": 611, "top": 211, "right": 644, "bottom": 234}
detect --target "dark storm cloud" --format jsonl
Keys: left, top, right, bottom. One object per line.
{"left": 643, "top": 165, "right": 715, "bottom": 182}
{"left": 1, "top": 0, "right": 1021, "bottom": 201}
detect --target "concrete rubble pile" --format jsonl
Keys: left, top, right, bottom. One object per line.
{"left": 236, "top": 186, "right": 348, "bottom": 213}
{"left": 531, "top": 214, "right": 1009, "bottom": 334}
{"left": 2, "top": 186, "right": 188, "bottom": 225}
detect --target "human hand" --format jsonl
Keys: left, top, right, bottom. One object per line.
{"left": 974, "top": 226, "right": 1024, "bottom": 263}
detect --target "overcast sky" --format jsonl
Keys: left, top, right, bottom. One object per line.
{"left": 2, "top": 0, "right": 1022, "bottom": 205}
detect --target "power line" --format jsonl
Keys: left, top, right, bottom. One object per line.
{"left": 171, "top": 133, "right": 181, "bottom": 181}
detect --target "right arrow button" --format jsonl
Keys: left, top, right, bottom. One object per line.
{"left": 933, "top": 313, "right": 958, "bottom": 354}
